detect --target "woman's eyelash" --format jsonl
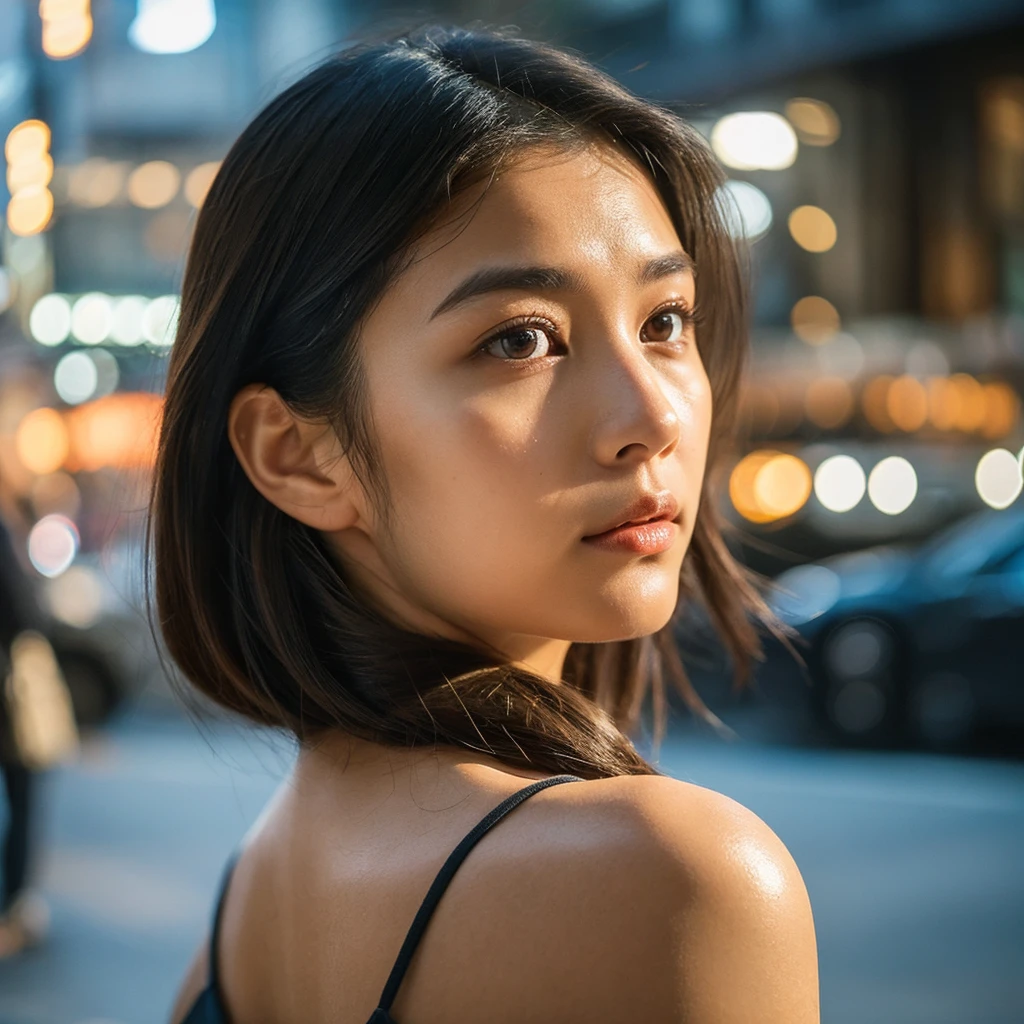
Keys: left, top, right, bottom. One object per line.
{"left": 651, "top": 300, "right": 704, "bottom": 328}
{"left": 475, "top": 315, "right": 563, "bottom": 358}
{"left": 475, "top": 301, "right": 704, "bottom": 360}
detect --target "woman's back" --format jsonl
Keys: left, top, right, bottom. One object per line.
{"left": 172, "top": 742, "right": 818, "bottom": 1024}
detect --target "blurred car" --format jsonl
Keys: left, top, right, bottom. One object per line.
{"left": 769, "top": 508, "right": 1024, "bottom": 749}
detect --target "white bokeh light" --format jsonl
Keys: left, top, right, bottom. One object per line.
{"left": 90, "top": 348, "right": 120, "bottom": 398}
{"left": 814, "top": 454, "right": 866, "bottom": 513}
{"left": 129, "top": 0, "right": 216, "bottom": 54}
{"left": 30, "top": 294, "right": 72, "bottom": 346}
{"left": 27, "top": 514, "right": 79, "bottom": 578}
{"left": 71, "top": 292, "right": 114, "bottom": 345}
{"left": 143, "top": 295, "right": 181, "bottom": 347}
{"left": 711, "top": 112, "right": 798, "bottom": 171}
{"left": 54, "top": 351, "right": 99, "bottom": 405}
{"left": 110, "top": 296, "right": 148, "bottom": 346}
{"left": 975, "top": 448, "right": 1023, "bottom": 510}
{"left": 868, "top": 456, "right": 918, "bottom": 515}
{"left": 717, "top": 180, "right": 773, "bottom": 242}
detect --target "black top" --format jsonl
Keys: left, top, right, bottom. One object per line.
{"left": 180, "top": 773, "right": 585, "bottom": 1023}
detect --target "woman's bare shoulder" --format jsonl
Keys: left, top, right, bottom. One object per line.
{"left": 474, "top": 773, "right": 821, "bottom": 1024}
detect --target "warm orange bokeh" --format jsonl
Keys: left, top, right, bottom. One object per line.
{"left": 63, "top": 392, "right": 163, "bottom": 472}
{"left": 15, "top": 407, "right": 70, "bottom": 474}
{"left": 861, "top": 375, "right": 896, "bottom": 433}
{"left": 887, "top": 375, "right": 929, "bottom": 432}
{"left": 729, "top": 449, "right": 812, "bottom": 523}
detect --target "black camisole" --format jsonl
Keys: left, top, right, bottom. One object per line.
{"left": 179, "top": 773, "right": 585, "bottom": 1023}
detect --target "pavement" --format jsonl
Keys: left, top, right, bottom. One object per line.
{"left": 0, "top": 707, "right": 1022, "bottom": 1024}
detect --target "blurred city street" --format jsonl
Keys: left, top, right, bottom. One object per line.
{"left": 0, "top": 709, "right": 1020, "bottom": 1024}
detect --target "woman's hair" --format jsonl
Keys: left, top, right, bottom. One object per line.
{"left": 149, "top": 25, "right": 782, "bottom": 780}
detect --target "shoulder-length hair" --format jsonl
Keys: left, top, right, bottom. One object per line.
{"left": 149, "top": 25, "right": 781, "bottom": 779}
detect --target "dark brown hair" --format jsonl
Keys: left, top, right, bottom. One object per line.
{"left": 149, "top": 25, "right": 780, "bottom": 780}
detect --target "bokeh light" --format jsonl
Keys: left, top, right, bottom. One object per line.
{"left": 717, "top": 180, "right": 773, "bottom": 241}
{"left": 71, "top": 292, "right": 113, "bottom": 344}
{"left": 27, "top": 514, "right": 79, "bottom": 578}
{"left": 130, "top": 0, "right": 217, "bottom": 55}
{"left": 142, "top": 295, "right": 181, "bottom": 346}
{"left": 711, "top": 111, "right": 798, "bottom": 170}
{"left": 15, "top": 407, "right": 69, "bottom": 474}
{"left": 730, "top": 450, "right": 777, "bottom": 523}
{"left": 41, "top": 1, "right": 94, "bottom": 59}
{"left": 788, "top": 205, "right": 837, "bottom": 252}
{"left": 791, "top": 295, "right": 840, "bottom": 344}
{"left": 814, "top": 454, "right": 867, "bottom": 513}
{"left": 46, "top": 564, "right": 104, "bottom": 628}
{"left": 730, "top": 450, "right": 812, "bottom": 523}
{"left": 927, "top": 376, "right": 958, "bottom": 431}
{"left": 805, "top": 377, "right": 855, "bottom": 429}
{"left": 784, "top": 98, "right": 841, "bottom": 146}
{"left": 950, "top": 373, "right": 986, "bottom": 432}
{"left": 980, "top": 382, "right": 1020, "bottom": 438}
{"left": 67, "top": 158, "right": 126, "bottom": 207}
{"left": 7, "top": 184, "right": 54, "bottom": 235}
{"left": 54, "top": 351, "right": 99, "bottom": 405}
{"left": 127, "top": 160, "right": 181, "bottom": 209}
{"left": 184, "top": 161, "right": 220, "bottom": 206}
{"left": 109, "top": 296, "right": 148, "bottom": 346}
{"left": 89, "top": 348, "right": 121, "bottom": 398}
{"left": 7, "top": 152, "right": 53, "bottom": 192}
{"left": 30, "top": 293, "right": 72, "bottom": 346}
{"left": 886, "top": 375, "right": 929, "bottom": 432}
{"left": 64, "top": 392, "right": 163, "bottom": 472}
{"left": 754, "top": 453, "right": 813, "bottom": 519}
{"left": 5, "top": 120, "right": 50, "bottom": 164}
{"left": 975, "top": 448, "right": 1023, "bottom": 509}
{"left": 862, "top": 375, "right": 896, "bottom": 433}
{"left": 868, "top": 456, "right": 918, "bottom": 515}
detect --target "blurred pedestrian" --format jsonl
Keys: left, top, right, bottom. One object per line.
{"left": 0, "top": 512, "right": 75, "bottom": 957}
{"left": 157, "top": 25, "right": 819, "bottom": 1024}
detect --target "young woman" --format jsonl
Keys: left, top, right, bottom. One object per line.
{"left": 155, "top": 26, "right": 819, "bottom": 1024}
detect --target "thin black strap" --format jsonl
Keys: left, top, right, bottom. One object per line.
{"left": 208, "top": 848, "right": 242, "bottom": 1007}
{"left": 375, "top": 774, "right": 585, "bottom": 1013}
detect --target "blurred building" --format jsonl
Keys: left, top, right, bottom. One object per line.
{"left": 1, "top": 0, "right": 1023, "bottom": 585}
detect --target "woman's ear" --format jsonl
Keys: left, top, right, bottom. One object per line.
{"left": 227, "top": 383, "right": 362, "bottom": 532}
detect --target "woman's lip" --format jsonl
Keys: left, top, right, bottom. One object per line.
{"left": 581, "top": 517, "right": 678, "bottom": 555}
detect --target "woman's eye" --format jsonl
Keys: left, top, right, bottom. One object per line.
{"left": 641, "top": 309, "right": 692, "bottom": 344}
{"left": 482, "top": 326, "right": 555, "bottom": 361}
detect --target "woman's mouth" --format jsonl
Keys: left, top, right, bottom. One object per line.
{"left": 581, "top": 516, "right": 678, "bottom": 555}
{"left": 581, "top": 492, "right": 681, "bottom": 555}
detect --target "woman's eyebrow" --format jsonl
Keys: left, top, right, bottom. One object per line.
{"left": 428, "top": 249, "right": 695, "bottom": 321}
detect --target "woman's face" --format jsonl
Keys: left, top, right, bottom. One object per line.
{"left": 333, "top": 143, "right": 712, "bottom": 677}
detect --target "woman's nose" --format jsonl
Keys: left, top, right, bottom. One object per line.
{"left": 587, "top": 345, "right": 682, "bottom": 468}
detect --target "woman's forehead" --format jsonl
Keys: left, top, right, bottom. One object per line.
{"left": 398, "top": 144, "right": 686, "bottom": 298}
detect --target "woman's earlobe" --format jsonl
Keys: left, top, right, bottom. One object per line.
{"left": 226, "top": 383, "right": 360, "bottom": 531}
